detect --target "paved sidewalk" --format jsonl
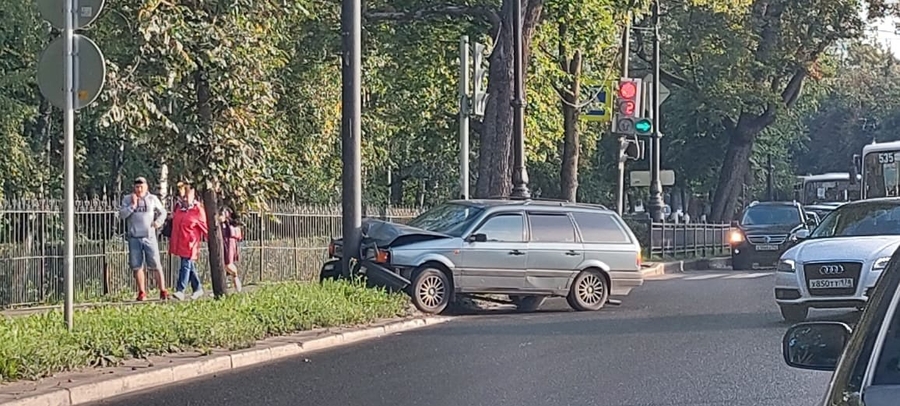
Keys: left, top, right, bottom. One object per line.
{"left": 1, "top": 286, "right": 258, "bottom": 318}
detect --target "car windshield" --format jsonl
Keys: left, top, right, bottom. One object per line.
{"left": 809, "top": 202, "right": 900, "bottom": 238}
{"left": 740, "top": 205, "right": 802, "bottom": 226}
{"left": 406, "top": 203, "right": 484, "bottom": 237}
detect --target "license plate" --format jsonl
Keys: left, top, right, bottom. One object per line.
{"left": 809, "top": 278, "right": 854, "bottom": 289}
{"left": 755, "top": 244, "right": 779, "bottom": 251}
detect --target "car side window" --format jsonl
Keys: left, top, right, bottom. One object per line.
{"left": 474, "top": 214, "right": 524, "bottom": 242}
{"left": 528, "top": 213, "right": 577, "bottom": 243}
{"left": 572, "top": 212, "right": 631, "bottom": 244}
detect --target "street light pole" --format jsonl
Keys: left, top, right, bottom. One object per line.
{"left": 510, "top": 0, "right": 531, "bottom": 199}
{"left": 647, "top": 0, "right": 666, "bottom": 222}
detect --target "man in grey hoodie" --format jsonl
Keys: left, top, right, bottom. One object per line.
{"left": 119, "top": 177, "right": 169, "bottom": 301}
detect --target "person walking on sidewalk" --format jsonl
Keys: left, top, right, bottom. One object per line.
{"left": 220, "top": 207, "right": 244, "bottom": 292}
{"left": 119, "top": 177, "right": 169, "bottom": 301}
{"left": 169, "top": 181, "right": 207, "bottom": 300}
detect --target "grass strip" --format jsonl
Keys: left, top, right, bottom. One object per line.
{"left": 0, "top": 280, "right": 408, "bottom": 382}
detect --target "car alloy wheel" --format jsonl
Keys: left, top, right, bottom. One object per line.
{"left": 410, "top": 267, "right": 451, "bottom": 314}
{"left": 567, "top": 269, "right": 609, "bottom": 311}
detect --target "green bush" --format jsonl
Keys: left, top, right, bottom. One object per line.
{"left": 0, "top": 280, "right": 408, "bottom": 382}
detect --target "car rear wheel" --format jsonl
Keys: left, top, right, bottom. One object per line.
{"left": 409, "top": 267, "right": 451, "bottom": 314}
{"left": 780, "top": 304, "right": 808, "bottom": 323}
{"left": 509, "top": 295, "right": 546, "bottom": 312}
{"left": 567, "top": 269, "right": 610, "bottom": 312}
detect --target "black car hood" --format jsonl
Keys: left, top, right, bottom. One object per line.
{"left": 739, "top": 223, "right": 805, "bottom": 234}
{"left": 328, "top": 219, "right": 452, "bottom": 249}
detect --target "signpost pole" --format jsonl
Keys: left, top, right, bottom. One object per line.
{"left": 647, "top": 0, "right": 666, "bottom": 222}
{"left": 340, "top": 0, "right": 363, "bottom": 277}
{"left": 63, "top": 0, "right": 76, "bottom": 331}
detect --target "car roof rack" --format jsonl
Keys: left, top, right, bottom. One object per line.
{"left": 485, "top": 196, "right": 609, "bottom": 211}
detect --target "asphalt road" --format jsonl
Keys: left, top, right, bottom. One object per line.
{"left": 92, "top": 269, "right": 848, "bottom": 406}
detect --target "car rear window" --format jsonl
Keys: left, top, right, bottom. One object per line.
{"left": 528, "top": 213, "right": 577, "bottom": 243}
{"left": 572, "top": 212, "right": 631, "bottom": 244}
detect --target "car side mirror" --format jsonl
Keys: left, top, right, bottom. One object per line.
{"left": 782, "top": 322, "right": 852, "bottom": 372}
{"left": 791, "top": 229, "right": 811, "bottom": 241}
{"left": 467, "top": 233, "right": 487, "bottom": 243}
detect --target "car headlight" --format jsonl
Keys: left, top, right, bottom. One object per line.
{"left": 777, "top": 259, "right": 795, "bottom": 273}
{"left": 729, "top": 229, "right": 744, "bottom": 244}
{"left": 873, "top": 257, "right": 892, "bottom": 271}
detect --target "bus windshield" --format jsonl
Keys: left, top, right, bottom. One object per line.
{"left": 801, "top": 180, "right": 852, "bottom": 204}
{"left": 864, "top": 150, "right": 900, "bottom": 198}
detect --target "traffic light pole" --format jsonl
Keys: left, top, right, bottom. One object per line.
{"left": 510, "top": 0, "right": 531, "bottom": 199}
{"left": 459, "top": 36, "right": 470, "bottom": 200}
{"left": 616, "top": 14, "right": 631, "bottom": 216}
{"left": 647, "top": 0, "right": 666, "bottom": 222}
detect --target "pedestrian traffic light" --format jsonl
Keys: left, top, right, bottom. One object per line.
{"left": 613, "top": 78, "right": 642, "bottom": 135}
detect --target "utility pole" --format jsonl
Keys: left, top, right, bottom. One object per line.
{"left": 767, "top": 154, "right": 774, "bottom": 201}
{"left": 647, "top": 0, "right": 666, "bottom": 222}
{"left": 616, "top": 14, "right": 631, "bottom": 216}
{"left": 459, "top": 36, "right": 470, "bottom": 200}
{"left": 340, "top": 0, "right": 362, "bottom": 277}
{"left": 510, "top": 0, "right": 531, "bottom": 199}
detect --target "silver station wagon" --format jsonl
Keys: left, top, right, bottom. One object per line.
{"left": 320, "top": 199, "right": 644, "bottom": 314}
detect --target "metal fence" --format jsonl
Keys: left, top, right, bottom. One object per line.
{"left": 0, "top": 199, "right": 422, "bottom": 308}
{"left": 648, "top": 222, "right": 732, "bottom": 259}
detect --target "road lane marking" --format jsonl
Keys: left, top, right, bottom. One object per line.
{"left": 683, "top": 274, "right": 726, "bottom": 280}
{"left": 723, "top": 272, "right": 772, "bottom": 279}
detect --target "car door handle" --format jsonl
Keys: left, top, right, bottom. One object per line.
{"left": 565, "top": 250, "right": 579, "bottom": 256}
{"left": 508, "top": 250, "right": 525, "bottom": 256}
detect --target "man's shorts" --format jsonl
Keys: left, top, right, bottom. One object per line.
{"left": 127, "top": 235, "right": 162, "bottom": 270}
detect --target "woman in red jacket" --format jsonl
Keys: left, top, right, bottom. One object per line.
{"left": 169, "top": 182, "right": 208, "bottom": 300}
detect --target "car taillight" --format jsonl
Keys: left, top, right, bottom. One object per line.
{"left": 375, "top": 249, "right": 390, "bottom": 264}
{"left": 328, "top": 241, "right": 335, "bottom": 257}
{"left": 636, "top": 252, "right": 642, "bottom": 268}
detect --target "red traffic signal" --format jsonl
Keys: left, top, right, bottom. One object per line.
{"left": 618, "top": 81, "right": 637, "bottom": 99}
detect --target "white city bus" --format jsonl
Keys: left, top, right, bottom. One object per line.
{"left": 793, "top": 172, "right": 856, "bottom": 204}
{"left": 860, "top": 140, "right": 900, "bottom": 199}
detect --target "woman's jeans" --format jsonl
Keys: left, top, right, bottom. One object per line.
{"left": 176, "top": 257, "right": 202, "bottom": 292}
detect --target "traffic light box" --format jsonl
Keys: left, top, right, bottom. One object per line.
{"left": 613, "top": 78, "right": 653, "bottom": 136}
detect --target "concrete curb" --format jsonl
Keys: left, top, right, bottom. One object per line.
{"left": 641, "top": 257, "right": 731, "bottom": 277}
{"left": 1, "top": 316, "right": 452, "bottom": 406}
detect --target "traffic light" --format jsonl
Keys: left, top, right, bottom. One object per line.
{"left": 620, "top": 137, "right": 644, "bottom": 161}
{"left": 613, "top": 78, "right": 642, "bottom": 135}
{"left": 634, "top": 118, "right": 652, "bottom": 135}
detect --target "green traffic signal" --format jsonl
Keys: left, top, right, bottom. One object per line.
{"left": 635, "top": 118, "right": 652, "bottom": 134}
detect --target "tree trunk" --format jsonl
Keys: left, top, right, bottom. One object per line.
{"left": 194, "top": 67, "right": 228, "bottom": 298}
{"left": 559, "top": 48, "right": 582, "bottom": 203}
{"left": 474, "top": 0, "right": 543, "bottom": 198}
{"left": 709, "top": 130, "right": 754, "bottom": 223}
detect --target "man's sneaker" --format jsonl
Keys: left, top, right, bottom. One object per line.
{"left": 172, "top": 291, "right": 186, "bottom": 301}
{"left": 191, "top": 288, "right": 205, "bottom": 300}
{"left": 234, "top": 277, "right": 243, "bottom": 293}
{"left": 136, "top": 291, "right": 146, "bottom": 301}
{"left": 160, "top": 290, "right": 170, "bottom": 301}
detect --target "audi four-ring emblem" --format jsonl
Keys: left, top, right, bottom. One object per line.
{"left": 819, "top": 265, "right": 845, "bottom": 275}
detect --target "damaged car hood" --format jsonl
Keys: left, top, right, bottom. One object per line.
{"left": 360, "top": 219, "right": 452, "bottom": 247}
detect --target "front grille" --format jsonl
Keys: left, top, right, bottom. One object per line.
{"left": 803, "top": 262, "right": 863, "bottom": 297}
{"left": 747, "top": 234, "right": 788, "bottom": 245}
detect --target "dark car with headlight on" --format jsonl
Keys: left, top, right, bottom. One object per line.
{"left": 728, "top": 201, "right": 816, "bottom": 270}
